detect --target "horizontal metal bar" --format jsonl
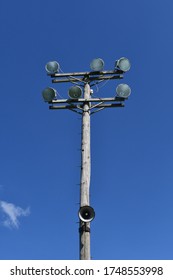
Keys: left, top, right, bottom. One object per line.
{"left": 49, "top": 105, "right": 77, "bottom": 110}
{"left": 49, "top": 103, "right": 124, "bottom": 110}
{"left": 50, "top": 69, "right": 123, "bottom": 78}
{"left": 52, "top": 74, "right": 123, "bottom": 84}
{"left": 89, "top": 75, "right": 123, "bottom": 81}
{"left": 50, "top": 97, "right": 125, "bottom": 104}
{"left": 52, "top": 78, "right": 84, "bottom": 84}
{"left": 95, "top": 103, "right": 125, "bottom": 108}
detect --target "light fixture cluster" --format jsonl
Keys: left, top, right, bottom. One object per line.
{"left": 42, "top": 57, "right": 131, "bottom": 102}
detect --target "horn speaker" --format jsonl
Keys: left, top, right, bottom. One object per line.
{"left": 78, "top": 206, "right": 95, "bottom": 222}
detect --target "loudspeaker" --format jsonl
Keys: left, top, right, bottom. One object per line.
{"left": 78, "top": 206, "right": 95, "bottom": 222}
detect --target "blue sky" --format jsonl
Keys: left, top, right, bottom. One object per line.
{"left": 0, "top": 0, "right": 173, "bottom": 260}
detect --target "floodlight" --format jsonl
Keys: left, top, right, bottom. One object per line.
{"left": 68, "top": 86, "right": 82, "bottom": 99}
{"left": 115, "top": 57, "right": 131, "bottom": 72}
{"left": 45, "top": 61, "right": 60, "bottom": 74}
{"left": 116, "top": 84, "right": 131, "bottom": 98}
{"left": 90, "top": 58, "right": 104, "bottom": 71}
{"left": 42, "top": 87, "right": 57, "bottom": 102}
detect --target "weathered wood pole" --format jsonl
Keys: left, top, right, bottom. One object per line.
{"left": 79, "top": 83, "right": 91, "bottom": 260}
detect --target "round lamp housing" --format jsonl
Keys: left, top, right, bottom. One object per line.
{"left": 90, "top": 58, "right": 104, "bottom": 71}
{"left": 116, "top": 84, "right": 131, "bottom": 98}
{"left": 68, "top": 86, "right": 82, "bottom": 99}
{"left": 42, "top": 87, "right": 57, "bottom": 102}
{"left": 45, "top": 61, "right": 60, "bottom": 74}
{"left": 115, "top": 57, "right": 131, "bottom": 72}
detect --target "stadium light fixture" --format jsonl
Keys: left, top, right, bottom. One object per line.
{"left": 45, "top": 61, "right": 60, "bottom": 74}
{"left": 90, "top": 58, "right": 104, "bottom": 71}
{"left": 42, "top": 87, "right": 57, "bottom": 102}
{"left": 115, "top": 57, "right": 131, "bottom": 72}
{"left": 68, "top": 86, "right": 82, "bottom": 99}
{"left": 116, "top": 83, "right": 131, "bottom": 98}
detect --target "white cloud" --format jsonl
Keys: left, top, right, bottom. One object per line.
{"left": 0, "top": 200, "right": 30, "bottom": 229}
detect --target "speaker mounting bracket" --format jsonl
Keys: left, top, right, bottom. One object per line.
{"left": 79, "top": 224, "right": 90, "bottom": 233}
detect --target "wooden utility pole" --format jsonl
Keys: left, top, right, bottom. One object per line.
{"left": 79, "top": 83, "right": 91, "bottom": 260}
{"left": 43, "top": 57, "right": 131, "bottom": 260}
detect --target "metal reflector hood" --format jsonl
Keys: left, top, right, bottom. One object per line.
{"left": 68, "top": 86, "right": 82, "bottom": 99}
{"left": 90, "top": 58, "right": 104, "bottom": 71}
{"left": 42, "top": 87, "right": 57, "bottom": 102}
{"left": 45, "top": 61, "right": 60, "bottom": 74}
{"left": 116, "top": 84, "right": 131, "bottom": 98}
{"left": 115, "top": 57, "right": 131, "bottom": 72}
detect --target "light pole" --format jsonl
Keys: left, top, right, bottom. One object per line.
{"left": 42, "top": 57, "right": 131, "bottom": 260}
{"left": 79, "top": 82, "right": 92, "bottom": 260}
